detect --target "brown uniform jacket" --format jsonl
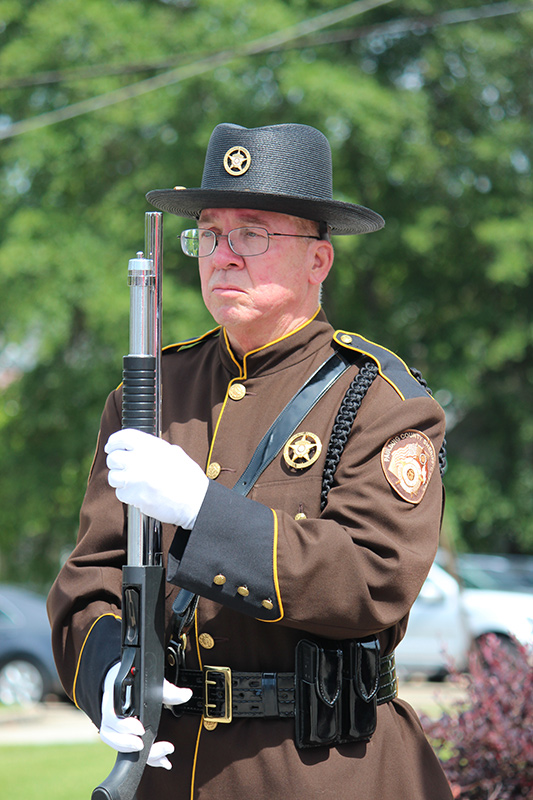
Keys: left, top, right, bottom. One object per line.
{"left": 47, "top": 310, "right": 452, "bottom": 799}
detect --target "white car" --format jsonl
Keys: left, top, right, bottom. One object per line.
{"left": 396, "top": 559, "right": 533, "bottom": 680}
{"left": 461, "top": 586, "right": 533, "bottom": 650}
{"left": 456, "top": 552, "right": 533, "bottom": 595}
{"left": 453, "top": 552, "right": 533, "bottom": 652}
{"left": 395, "top": 563, "right": 471, "bottom": 679}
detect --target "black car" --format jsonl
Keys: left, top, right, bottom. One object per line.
{"left": 0, "top": 584, "right": 64, "bottom": 704}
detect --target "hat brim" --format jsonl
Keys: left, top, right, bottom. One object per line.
{"left": 145, "top": 188, "right": 384, "bottom": 235}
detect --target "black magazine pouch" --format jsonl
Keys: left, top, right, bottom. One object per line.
{"left": 295, "top": 636, "right": 380, "bottom": 749}
{"left": 340, "top": 636, "right": 379, "bottom": 744}
{"left": 295, "top": 639, "right": 343, "bottom": 748}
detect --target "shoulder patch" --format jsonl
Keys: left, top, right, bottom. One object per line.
{"left": 381, "top": 430, "right": 436, "bottom": 504}
{"left": 163, "top": 326, "right": 220, "bottom": 355}
{"left": 334, "top": 330, "right": 429, "bottom": 401}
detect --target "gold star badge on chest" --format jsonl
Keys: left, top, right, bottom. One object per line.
{"left": 283, "top": 432, "right": 322, "bottom": 470}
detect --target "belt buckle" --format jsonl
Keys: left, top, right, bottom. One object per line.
{"left": 204, "top": 665, "right": 232, "bottom": 723}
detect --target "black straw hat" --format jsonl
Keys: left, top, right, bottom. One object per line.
{"left": 146, "top": 123, "right": 384, "bottom": 235}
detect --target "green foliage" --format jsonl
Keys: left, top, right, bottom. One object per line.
{"left": 1, "top": 0, "right": 532, "bottom": 587}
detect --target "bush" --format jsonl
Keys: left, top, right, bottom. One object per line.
{"left": 421, "top": 634, "right": 533, "bottom": 799}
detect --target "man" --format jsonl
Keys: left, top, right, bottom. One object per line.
{"left": 48, "top": 122, "right": 452, "bottom": 799}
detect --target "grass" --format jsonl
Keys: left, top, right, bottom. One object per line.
{"left": 0, "top": 682, "right": 464, "bottom": 799}
{"left": 0, "top": 742, "right": 116, "bottom": 800}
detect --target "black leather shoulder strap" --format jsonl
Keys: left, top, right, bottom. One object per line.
{"left": 232, "top": 351, "right": 352, "bottom": 497}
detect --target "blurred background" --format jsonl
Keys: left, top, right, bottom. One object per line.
{"left": 0, "top": 0, "right": 532, "bottom": 704}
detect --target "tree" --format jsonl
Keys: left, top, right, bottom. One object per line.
{"left": 0, "top": 0, "right": 532, "bottom": 588}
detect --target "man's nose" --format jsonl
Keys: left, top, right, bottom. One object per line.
{"left": 210, "top": 234, "right": 244, "bottom": 268}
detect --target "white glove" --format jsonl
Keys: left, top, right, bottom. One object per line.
{"left": 99, "top": 663, "right": 192, "bottom": 770}
{"left": 105, "top": 428, "right": 209, "bottom": 529}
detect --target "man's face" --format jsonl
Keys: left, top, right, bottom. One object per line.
{"left": 197, "top": 208, "right": 333, "bottom": 354}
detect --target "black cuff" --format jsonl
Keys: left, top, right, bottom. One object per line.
{"left": 167, "top": 481, "right": 281, "bottom": 620}
{"left": 75, "top": 615, "right": 122, "bottom": 728}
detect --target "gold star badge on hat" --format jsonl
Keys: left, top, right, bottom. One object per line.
{"left": 283, "top": 432, "right": 322, "bottom": 470}
{"left": 224, "top": 146, "right": 251, "bottom": 176}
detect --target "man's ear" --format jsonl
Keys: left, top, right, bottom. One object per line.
{"left": 309, "top": 240, "right": 334, "bottom": 286}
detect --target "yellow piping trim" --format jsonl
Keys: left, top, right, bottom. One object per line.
{"left": 238, "top": 307, "right": 321, "bottom": 370}
{"left": 72, "top": 612, "right": 121, "bottom": 708}
{"left": 258, "top": 508, "right": 284, "bottom": 623}
{"left": 205, "top": 328, "right": 244, "bottom": 468}
{"left": 163, "top": 326, "right": 221, "bottom": 352}
{"left": 223, "top": 328, "right": 243, "bottom": 373}
{"left": 194, "top": 607, "right": 203, "bottom": 671}
{"left": 86, "top": 430, "right": 101, "bottom": 485}
{"left": 336, "top": 330, "right": 408, "bottom": 401}
{"left": 190, "top": 718, "right": 204, "bottom": 800}
{"left": 206, "top": 376, "right": 240, "bottom": 469}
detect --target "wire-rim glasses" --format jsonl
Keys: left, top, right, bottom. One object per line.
{"left": 180, "top": 227, "right": 320, "bottom": 258}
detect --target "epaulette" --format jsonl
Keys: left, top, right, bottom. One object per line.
{"left": 333, "top": 330, "right": 430, "bottom": 401}
{"left": 114, "top": 329, "right": 221, "bottom": 391}
{"left": 162, "top": 326, "right": 221, "bottom": 355}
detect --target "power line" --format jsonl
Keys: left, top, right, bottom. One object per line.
{"left": 296, "top": 1, "right": 533, "bottom": 46}
{"left": 1, "top": 0, "right": 530, "bottom": 140}
{"left": 0, "top": 0, "right": 394, "bottom": 141}
{"left": 1, "top": 0, "right": 529, "bottom": 91}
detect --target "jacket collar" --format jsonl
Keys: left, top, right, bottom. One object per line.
{"left": 218, "top": 308, "right": 334, "bottom": 378}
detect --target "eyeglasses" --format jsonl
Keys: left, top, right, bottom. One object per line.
{"left": 180, "top": 226, "right": 320, "bottom": 258}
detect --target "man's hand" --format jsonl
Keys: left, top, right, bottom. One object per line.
{"left": 99, "top": 663, "right": 192, "bottom": 770}
{"left": 105, "top": 429, "right": 209, "bottom": 529}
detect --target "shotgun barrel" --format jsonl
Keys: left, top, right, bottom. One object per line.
{"left": 92, "top": 211, "right": 165, "bottom": 800}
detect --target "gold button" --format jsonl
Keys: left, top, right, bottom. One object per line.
{"left": 198, "top": 633, "right": 215, "bottom": 650}
{"left": 203, "top": 719, "right": 218, "bottom": 731}
{"left": 295, "top": 512, "right": 307, "bottom": 520}
{"left": 237, "top": 585, "right": 249, "bottom": 597}
{"left": 228, "top": 383, "right": 246, "bottom": 401}
{"left": 261, "top": 598, "right": 274, "bottom": 611}
{"left": 340, "top": 334, "right": 352, "bottom": 344}
{"left": 206, "top": 462, "right": 221, "bottom": 479}
{"left": 213, "top": 573, "right": 226, "bottom": 585}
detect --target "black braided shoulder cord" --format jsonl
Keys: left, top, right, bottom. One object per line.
{"left": 409, "top": 367, "right": 447, "bottom": 477}
{"left": 320, "top": 360, "right": 379, "bottom": 511}
{"left": 320, "top": 361, "right": 448, "bottom": 511}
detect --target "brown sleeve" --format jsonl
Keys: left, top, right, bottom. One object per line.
{"left": 168, "top": 390, "right": 445, "bottom": 643}
{"left": 47, "top": 389, "right": 126, "bottom": 721}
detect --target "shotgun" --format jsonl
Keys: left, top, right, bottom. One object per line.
{"left": 92, "top": 211, "right": 165, "bottom": 800}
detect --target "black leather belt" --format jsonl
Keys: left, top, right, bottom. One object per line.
{"left": 172, "top": 653, "right": 397, "bottom": 724}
